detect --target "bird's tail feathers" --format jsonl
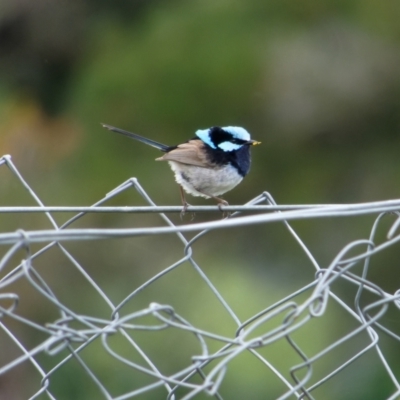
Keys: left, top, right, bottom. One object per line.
{"left": 102, "top": 124, "right": 169, "bottom": 151}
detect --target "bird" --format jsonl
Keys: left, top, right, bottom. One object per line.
{"left": 102, "top": 123, "right": 260, "bottom": 214}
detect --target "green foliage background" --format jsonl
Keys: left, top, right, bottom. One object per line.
{"left": 1, "top": 0, "right": 400, "bottom": 398}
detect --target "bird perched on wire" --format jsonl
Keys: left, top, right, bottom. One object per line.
{"left": 102, "top": 123, "right": 260, "bottom": 215}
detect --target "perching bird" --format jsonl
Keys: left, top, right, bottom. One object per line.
{"left": 102, "top": 124, "right": 260, "bottom": 213}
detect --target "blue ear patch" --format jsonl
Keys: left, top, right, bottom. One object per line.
{"left": 218, "top": 141, "right": 242, "bottom": 151}
{"left": 195, "top": 129, "right": 217, "bottom": 149}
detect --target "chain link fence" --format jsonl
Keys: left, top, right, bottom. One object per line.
{"left": 1, "top": 154, "right": 400, "bottom": 399}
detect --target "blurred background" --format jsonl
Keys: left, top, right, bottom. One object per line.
{"left": 1, "top": 0, "right": 400, "bottom": 399}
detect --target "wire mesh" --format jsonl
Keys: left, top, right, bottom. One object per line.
{"left": 1, "top": 153, "right": 400, "bottom": 400}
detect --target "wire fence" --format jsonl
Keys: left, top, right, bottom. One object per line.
{"left": 1, "top": 153, "right": 400, "bottom": 400}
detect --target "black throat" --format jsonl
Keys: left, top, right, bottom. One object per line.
{"left": 203, "top": 142, "right": 252, "bottom": 177}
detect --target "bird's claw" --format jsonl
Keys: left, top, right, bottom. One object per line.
{"left": 180, "top": 201, "right": 195, "bottom": 220}
{"left": 218, "top": 200, "right": 230, "bottom": 219}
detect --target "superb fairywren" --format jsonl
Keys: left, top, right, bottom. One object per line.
{"left": 102, "top": 124, "right": 260, "bottom": 213}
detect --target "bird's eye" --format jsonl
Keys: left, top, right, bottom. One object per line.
{"left": 231, "top": 138, "right": 247, "bottom": 145}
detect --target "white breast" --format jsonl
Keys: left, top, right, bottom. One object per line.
{"left": 168, "top": 161, "right": 242, "bottom": 198}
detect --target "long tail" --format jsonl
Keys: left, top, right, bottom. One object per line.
{"left": 102, "top": 124, "right": 170, "bottom": 152}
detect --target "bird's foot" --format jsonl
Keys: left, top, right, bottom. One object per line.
{"left": 217, "top": 199, "right": 230, "bottom": 219}
{"left": 180, "top": 201, "right": 195, "bottom": 220}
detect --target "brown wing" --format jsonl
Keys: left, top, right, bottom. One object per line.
{"left": 155, "top": 140, "right": 212, "bottom": 168}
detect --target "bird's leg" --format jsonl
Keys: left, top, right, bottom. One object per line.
{"left": 197, "top": 191, "right": 230, "bottom": 218}
{"left": 179, "top": 185, "right": 193, "bottom": 219}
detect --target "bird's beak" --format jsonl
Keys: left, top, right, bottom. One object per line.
{"left": 248, "top": 140, "right": 261, "bottom": 146}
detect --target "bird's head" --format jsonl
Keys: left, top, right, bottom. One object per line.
{"left": 195, "top": 126, "right": 261, "bottom": 152}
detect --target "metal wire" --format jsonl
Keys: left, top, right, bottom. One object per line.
{"left": 1, "top": 153, "right": 400, "bottom": 399}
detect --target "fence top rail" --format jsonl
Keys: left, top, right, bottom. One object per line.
{"left": 0, "top": 198, "right": 400, "bottom": 213}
